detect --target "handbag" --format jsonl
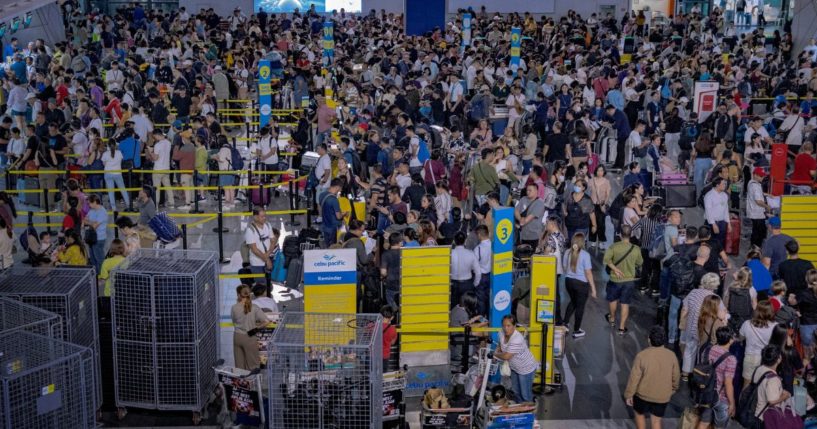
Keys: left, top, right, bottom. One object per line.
{"left": 794, "top": 377, "right": 808, "bottom": 416}
{"left": 84, "top": 225, "right": 98, "bottom": 246}
{"left": 500, "top": 360, "right": 511, "bottom": 377}
{"left": 764, "top": 404, "right": 804, "bottom": 429}
{"left": 678, "top": 407, "right": 700, "bottom": 429}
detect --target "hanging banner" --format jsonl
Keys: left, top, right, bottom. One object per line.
{"left": 303, "top": 248, "right": 356, "bottom": 314}
{"left": 510, "top": 27, "right": 521, "bottom": 74}
{"left": 258, "top": 59, "right": 272, "bottom": 128}
{"left": 529, "top": 255, "right": 560, "bottom": 385}
{"left": 693, "top": 81, "right": 720, "bottom": 124}
{"left": 322, "top": 21, "right": 335, "bottom": 64}
{"left": 490, "top": 207, "right": 514, "bottom": 329}
{"left": 461, "top": 13, "right": 472, "bottom": 50}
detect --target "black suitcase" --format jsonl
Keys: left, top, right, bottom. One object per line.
{"left": 663, "top": 184, "right": 697, "bottom": 208}
{"left": 285, "top": 257, "right": 303, "bottom": 291}
{"left": 23, "top": 177, "right": 40, "bottom": 206}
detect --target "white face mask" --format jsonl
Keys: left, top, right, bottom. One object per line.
{"left": 557, "top": 175, "right": 565, "bottom": 182}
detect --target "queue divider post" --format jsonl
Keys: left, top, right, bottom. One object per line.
{"left": 182, "top": 224, "right": 188, "bottom": 250}
{"left": 127, "top": 167, "right": 134, "bottom": 212}
{"left": 113, "top": 211, "right": 119, "bottom": 239}
{"left": 43, "top": 189, "right": 51, "bottom": 234}
{"left": 190, "top": 170, "right": 203, "bottom": 214}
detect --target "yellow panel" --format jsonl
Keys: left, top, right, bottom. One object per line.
{"left": 782, "top": 196, "right": 817, "bottom": 205}
{"left": 402, "top": 257, "right": 450, "bottom": 268}
{"left": 791, "top": 237, "right": 817, "bottom": 246}
{"left": 402, "top": 283, "right": 448, "bottom": 294}
{"left": 781, "top": 212, "right": 817, "bottom": 221}
{"left": 401, "top": 303, "right": 449, "bottom": 315}
{"left": 400, "top": 322, "right": 450, "bottom": 332}
{"left": 403, "top": 265, "right": 451, "bottom": 276}
{"left": 493, "top": 251, "right": 513, "bottom": 275}
{"left": 401, "top": 340, "right": 450, "bottom": 353}
{"left": 400, "top": 308, "right": 449, "bottom": 320}
{"left": 529, "top": 255, "right": 558, "bottom": 384}
{"left": 402, "top": 247, "right": 450, "bottom": 257}
{"left": 783, "top": 221, "right": 817, "bottom": 231}
{"left": 304, "top": 284, "right": 356, "bottom": 314}
{"left": 401, "top": 275, "right": 450, "bottom": 286}
{"left": 402, "top": 293, "right": 450, "bottom": 306}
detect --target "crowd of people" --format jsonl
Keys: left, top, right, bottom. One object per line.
{"left": 3, "top": 0, "right": 817, "bottom": 425}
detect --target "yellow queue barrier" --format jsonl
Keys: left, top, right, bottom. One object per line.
{"left": 781, "top": 195, "right": 817, "bottom": 265}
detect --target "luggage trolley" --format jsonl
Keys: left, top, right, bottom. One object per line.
{"left": 472, "top": 347, "right": 539, "bottom": 429}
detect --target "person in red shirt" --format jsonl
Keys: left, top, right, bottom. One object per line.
{"left": 381, "top": 305, "right": 398, "bottom": 372}
{"left": 790, "top": 142, "right": 816, "bottom": 193}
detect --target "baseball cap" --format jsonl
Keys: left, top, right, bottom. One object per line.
{"left": 172, "top": 120, "right": 183, "bottom": 130}
{"left": 768, "top": 216, "right": 781, "bottom": 228}
{"left": 752, "top": 167, "right": 766, "bottom": 177}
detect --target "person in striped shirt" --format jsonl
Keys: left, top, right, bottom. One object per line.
{"left": 494, "top": 315, "right": 540, "bottom": 403}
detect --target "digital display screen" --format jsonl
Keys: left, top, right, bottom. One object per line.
{"left": 254, "top": 0, "right": 361, "bottom": 13}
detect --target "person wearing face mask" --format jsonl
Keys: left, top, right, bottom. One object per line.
{"left": 563, "top": 179, "right": 596, "bottom": 242}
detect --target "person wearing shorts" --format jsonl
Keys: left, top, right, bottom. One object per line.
{"left": 699, "top": 327, "right": 737, "bottom": 429}
{"left": 624, "top": 326, "right": 680, "bottom": 429}
{"left": 603, "top": 224, "right": 643, "bottom": 335}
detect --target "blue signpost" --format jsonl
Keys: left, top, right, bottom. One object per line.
{"left": 510, "top": 27, "right": 521, "bottom": 74}
{"left": 257, "top": 59, "right": 272, "bottom": 128}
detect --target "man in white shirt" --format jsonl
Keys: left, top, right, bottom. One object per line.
{"left": 69, "top": 122, "right": 89, "bottom": 165}
{"left": 244, "top": 207, "right": 277, "bottom": 274}
{"left": 149, "top": 128, "right": 174, "bottom": 208}
{"left": 405, "top": 126, "right": 422, "bottom": 174}
{"left": 130, "top": 107, "right": 153, "bottom": 143}
{"left": 451, "top": 231, "right": 481, "bottom": 307}
{"left": 505, "top": 85, "right": 526, "bottom": 131}
{"left": 105, "top": 61, "right": 125, "bottom": 91}
{"left": 703, "top": 177, "right": 731, "bottom": 249}
{"left": 746, "top": 167, "right": 772, "bottom": 248}
{"left": 257, "top": 126, "right": 279, "bottom": 173}
{"left": 474, "top": 225, "right": 492, "bottom": 316}
{"left": 743, "top": 116, "right": 771, "bottom": 146}
{"left": 314, "top": 143, "right": 332, "bottom": 193}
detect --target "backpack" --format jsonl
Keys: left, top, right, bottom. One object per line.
{"left": 270, "top": 251, "right": 287, "bottom": 283}
{"left": 736, "top": 368, "right": 778, "bottom": 429}
{"left": 225, "top": 144, "right": 244, "bottom": 171}
{"left": 148, "top": 212, "right": 181, "bottom": 243}
{"left": 775, "top": 304, "right": 798, "bottom": 326}
{"left": 468, "top": 96, "right": 487, "bottom": 122}
{"left": 690, "top": 350, "right": 732, "bottom": 409}
{"left": 417, "top": 138, "right": 430, "bottom": 164}
{"left": 344, "top": 148, "right": 362, "bottom": 176}
{"left": 727, "top": 287, "right": 754, "bottom": 332}
{"left": 714, "top": 115, "right": 732, "bottom": 141}
{"left": 679, "top": 122, "right": 700, "bottom": 151}
{"left": 668, "top": 254, "right": 696, "bottom": 298}
{"left": 608, "top": 193, "right": 626, "bottom": 223}
{"left": 648, "top": 222, "right": 667, "bottom": 259}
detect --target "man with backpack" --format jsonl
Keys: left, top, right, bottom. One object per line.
{"left": 320, "top": 178, "right": 349, "bottom": 248}
{"left": 603, "top": 224, "right": 643, "bottom": 335}
{"left": 739, "top": 345, "right": 792, "bottom": 428}
{"left": 693, "top": 326, "right": 737, "bottom": 429}
{"left": 678, "top": 112, "right": 700, "bottom": 172}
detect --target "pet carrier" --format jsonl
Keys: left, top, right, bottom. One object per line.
{"left": 0, "top": 296, "right": 62, "bottom": 339}
{"left": 0, "top": 330, "right": 97, "bottom": 429}
{"left": 0, "top": 266, "right": 100, "bottom": 405}
{"left": 268, "top": 312, "right": 383, "bottom": 429}
{"left": 110, "top": 249, "right": 220, "bottom": 424}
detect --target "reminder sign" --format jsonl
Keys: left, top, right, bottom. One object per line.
{"left": 303, "top": 249, "right": 356, "bottom": 314}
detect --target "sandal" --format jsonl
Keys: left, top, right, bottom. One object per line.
{"left": 605, "top": 313, "right": 615, "bottom": 326}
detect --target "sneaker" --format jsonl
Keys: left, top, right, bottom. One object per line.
{"left": 572, "top": 329, "right": 586, "bottom": 338}
{"left": 198, "top": 196, "right": 207, "bottom": 202}
{"left": 176, "top": 205, "right": 191, "bottom": 210}
{"left": 604, "top": 313, "right": 615, "bottom": 326}
{"left": 618, "top": 328, "right": 629, "bottom": 336}
{"left": 651, "top": 291, "right": 660, "bottom": 298}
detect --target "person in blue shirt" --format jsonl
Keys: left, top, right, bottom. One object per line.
{"left": 745, "top": 249, "right": 772, "bottom": 299}
{"left": 604, "top": 104, "right": 631, "bottom": 169}
{"left": 84, "top": 194, "right": 109, "bottom": 274}
{"left": 120, "top": 130, "right": 143, "bottom": 168}
{"left": 377, "top": 139, "right": 393, "bottom": 176}
{"left": 10, "top": 54, "right": 27, "bottom": 84}
{"left": 2, "top": 38, "right": 18, "bottom": 61}
{"left": 320, "top": 178, "right": 348, "bottom": 247}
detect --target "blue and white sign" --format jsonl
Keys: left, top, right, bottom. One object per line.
{"left": 491, "top": 207, "right": 514, "bottom": 326}
{"left": 258, "top": 59, "right": 272, "bottom": 128}
{"left": 303, "top": 249, "right": 356, "bottom": 285}
{"left": 322, "top": 21, "right": 335, "bottom": 65}
{"left": 461, "top": 13, "right": 472, "bottom": 50}
{"left": 510, "top": 27, "right": 521, "bottom": 74}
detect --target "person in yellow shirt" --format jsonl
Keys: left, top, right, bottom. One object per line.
{"left": 56, "top": 229, "right": 89, "bottom": 266}
{"left": 99, "top": 239, "right": 126, "bottom": 297}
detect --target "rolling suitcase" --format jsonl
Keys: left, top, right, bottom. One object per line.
{"left": 725, "top": 213, "right": 741, "bottom": 256}
{"left": 23, "top": 177, "right": 40, "bottom": 207}
{"left": 658, "top": 172, "right": 688, "bottom": 185}
{"left": 596, "top": 126, "right": 618, "bottom": 166}
{"left": 285, "top": 257, "right": 304, "bottom": 291}
{"left": 250, "top": 182, "right": 270, "bottom": 207}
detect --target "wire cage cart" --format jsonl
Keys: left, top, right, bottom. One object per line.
{"left": 110, "top": 249, "right": 220, "bottom": 424}
{"left": 0, "top": 330, "right": 97, "bottom": 429}
{"left": 0, "top": 297, "right": 62, "bottom": 339}
{"left": 0, "top": 266, "right": 100, "bottom": 405}
{"left": 268, "top": 312, "right": 383, "bottom": 429}
{"left": 471, "top": 348, "right": 538, "bottom": 429}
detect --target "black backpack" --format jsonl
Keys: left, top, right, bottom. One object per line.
{"left": 690, "top": 349, "right": 731, "bottom": 409}
{"left": 679, "top": 121, "right": 700, "bottom": 151}
{"left": 668, "top": 254, "right": 696, "bottom": 298}
{"left": 727, "top": 287, "right": 753, "bottom": 332}
{"left": 736, "top": 368, "right": 777, "bottom": 429}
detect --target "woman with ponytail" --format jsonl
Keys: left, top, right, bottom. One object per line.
{"left": 230, "top": 284, "right": 267, "bottom": 370}
{"left": 561, "top": 232, "right": 597, "bottom": 338}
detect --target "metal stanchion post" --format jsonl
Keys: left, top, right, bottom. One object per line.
{"left": 216, "top": 213, "right": 226, "bottom": 262}
{"left": 127, "top": 168, "right": 134, "bottom": 212}
{"left": 43, "top": 189, "right": 51, "bottom": 234}
{"left": 27, "top": 211, "right": 33, "bottom": 226}
{"left": 247, "top": 170, "right": 254, "bottom": 213}
{"left": 4, "top": 170, "right": 10, "bottom": 191}
{"left": 532, "top": 324, "right": 551, "bottom": 395}
{"left": 190, "top": 170, "right": 203, "bottom": 214}
{"left": 257, "top": 182, "right": 264, "bottom": 207}
{"left": 462, "top": 325, "right": 472, "bottom": 374}
{"left": 265, "top": 274, "right": 272, "bottom": 299}
{"left": 212, "top": 186, "right": 229, "bottom": 234}
{"left": 113, "top": 211, "right": 119, "bottom": 239}
{"left": 287, "top": 180, "right": 300, "bottom": 227}
{"left": 182, "top": 224, "right": 188, "bottom": 250}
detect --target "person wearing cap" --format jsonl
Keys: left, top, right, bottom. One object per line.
{"left": 746, "top": 167, "right": 772, "bottom": 249}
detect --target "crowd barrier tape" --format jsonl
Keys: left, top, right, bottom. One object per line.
{"left": 4, "top": 176, "right": 306, "bottom": 195}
